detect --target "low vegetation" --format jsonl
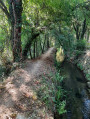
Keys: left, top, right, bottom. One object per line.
{"left": 0, "top": 0, "right": 90, "bottom": 118}
{"left": 37, "top": 70, "right": 66, "bottom": 116}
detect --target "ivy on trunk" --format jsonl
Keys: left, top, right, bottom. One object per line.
{"left": 0, "top": 0, "right": 23, "bottom": 62}
{"left": 9, "top": 0, "right": 23, "bottom": 62}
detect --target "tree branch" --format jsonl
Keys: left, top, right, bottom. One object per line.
{"left": 0, "top": 0, "right": 10, "bottom": 19}
{"left": 73, "top": 23, "right": 77, "bottom": 31}
{"left": 23, "top": 32, "right": 40, "bottom": 59}
{"left": 81, "top": 19, "right": 87, "bottom": 39}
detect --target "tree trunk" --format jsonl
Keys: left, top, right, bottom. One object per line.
{"left": 40, "top": 38, "right": 43, "bottom": 54}
{"left": 33, "top": 41, "right": 36, "bottom": 59}
{"left": 23, "top": 33, "right": 40, "bottom": 59}
{"left": 0, "top": 0, "right": 22, "bottom": 62}
{"left": 36, "top": 40, "right": 38, "bottom": 57}
{"left": 87, "top": 29, "right": 89, "bottom": 41}
{"left": 73, "top": 23, "right": 80, "bottom": 40}
{"left": 30, "top": 47, "right": 32, "bottom": 59}
{"left": 10, "top": 0, "right": 22, "bottom": 62}
{"left": 81, "top": 19, "right": 87, "bottom": 39}
{"left": 47, "top": 34, "right": 50, "bottom": 49}
{"left": 73, "top": 19, "right": 87, "bottom": 40}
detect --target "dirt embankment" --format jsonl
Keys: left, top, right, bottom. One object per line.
{"left": 0, "top": 47, "right": 56, "bottom": 119}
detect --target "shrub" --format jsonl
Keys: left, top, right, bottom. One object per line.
{"left": 76, "top": 39, "right": 86, "bottom": 51}
{"left": 86, "top": 73, "right": 90, "bottom": 81}
{"left": 77, "top": 63, "right": 83, "bottom": 70}
{"left": 75, "top": 50, "right": 83, "bottom": 58}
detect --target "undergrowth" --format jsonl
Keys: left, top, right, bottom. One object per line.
{"left": 37, "top": 69, "right": 66, "bottom": 116}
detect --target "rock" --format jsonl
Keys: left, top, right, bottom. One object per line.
{"left": 13, "top": 62, "right": 19, "bottom": 68}
{"left": 87, "top": 82, "right": 90, "bottom": 88}
{"left": 16, "top": 114, "right": 27, "bottom": 119}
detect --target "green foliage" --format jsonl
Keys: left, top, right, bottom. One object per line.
{"left": 86, "top": 73, "right": 90, "bottom": 81}
{"left": 75, "top": 50, "right": 83, "bottom": 58}
{"left": 56, "top": 100, "right": 66, "bottom": 115}
{"left": 0, "top": 0, "right": 90, "bottom": 61}
{"left": 51, "top": 26, "right": 76, "bottom": 54}
{"left": 0, "top": 0, "right": 89, "bottom": 117}
{"left": 77, "top": 63, "right": 83, "bottom": 70}
{"left": 76, "top": 39, "right": 86, "bottom": 51}
{"left": 37, "top": 71, "right": 66, "bottom": 115}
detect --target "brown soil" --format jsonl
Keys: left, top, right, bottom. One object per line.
{"left": 0, "top": 47, "right": 56, "bottom": 119}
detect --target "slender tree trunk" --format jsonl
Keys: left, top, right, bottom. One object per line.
{"left": 47, "top": 34, "right": 50, "bottom": 49}
{"left": 81, "top": 19, "right": 87, "bottom": 39}
{"left": 40, "top": 39, "right": 43, "bottom": 54}
{"left": 44, "top": 34, "right": 47, "bottom": 51}
{"left": 87, "top": 29, "right": 89, "bottom": 41}
{"left": 73, "top": 23, "right": 80, "bottom": 40}
{"left": 30, "top": 47, "right": 32, "bottom": 59}
{"left": 33, "top": 41, "right": 36, "bottom": 59}
{"left": 36, "top": 40, "right": 38, "bottom": 57}
{"left": 10, "top": 0, "right": 22, "bottom": 62}
{"left": 42, "top": 38, "right": 46, "bottom": 53}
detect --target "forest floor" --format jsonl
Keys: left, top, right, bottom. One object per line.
{"left": 0, "top": 47, "right": 56, "bottom": 119}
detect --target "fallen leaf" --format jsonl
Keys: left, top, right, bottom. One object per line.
{"left": 10, "top": 113, "right": 17, "bottom": 118}
{"left": 32, "top": 95, "right": 37, "bottom": 100}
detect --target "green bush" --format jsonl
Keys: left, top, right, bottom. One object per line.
{"left": 86, "top": 73, "right": 90, "bottom": 80}
{"left": 75, "top": 50, "right": 83, "bottom": 58}
{"left": 76, "top": 39, "right": 86, "bottom": 51}
{"left": 77, "top": 63, "right": 83, "bottom": 70}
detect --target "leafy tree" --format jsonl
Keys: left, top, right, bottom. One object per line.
{"left": 0, "top": 0, "right": 22, "bottom": 62}
{"left": 0, "top": 0, "right": 90, "bottom": 61}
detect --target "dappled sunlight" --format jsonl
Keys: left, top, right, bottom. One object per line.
{"left": 8, "top": 88, "right": 20, "bottom": 101}
{"left": 19, "top": 84, "right": 35, "bottom": 98}
{"left": 0, "top": 105, "right": 13, "bottom": 119}
{"left": 0, "top": 48, "right": 57, "bottom": 119}
{"left": 84, "top": 60, "right": 87, "bottom": 64}
{"left": 86, "top": 50, "right": 90, "bottom": 57}
{"left": 0, "top": 0, "right": 89, "bottom": 118}
{"left": 41, "top": 47, "right": 56, "bottom": 60}
{"left": 18, "top": 69, "right": 32, "bottom": 83}
{"left": 83, "top": 50, "right": 90, "bottom": 66}
{"left": 56, "top": 47, "right": 65, "bottom": 63}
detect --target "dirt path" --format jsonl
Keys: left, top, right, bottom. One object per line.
{"left": 0, "top": 47, "right": 56, "bottom": 119}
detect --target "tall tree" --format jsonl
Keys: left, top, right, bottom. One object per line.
{"left": 0, "top": 0, "right": 22, "bottom": 62}
{"left": 9, "top": 0, "right": 23, "bottom": 62}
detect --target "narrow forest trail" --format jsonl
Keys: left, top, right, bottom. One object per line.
{"left": 0, "top": 47, "right": 56, "bottom": 119}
